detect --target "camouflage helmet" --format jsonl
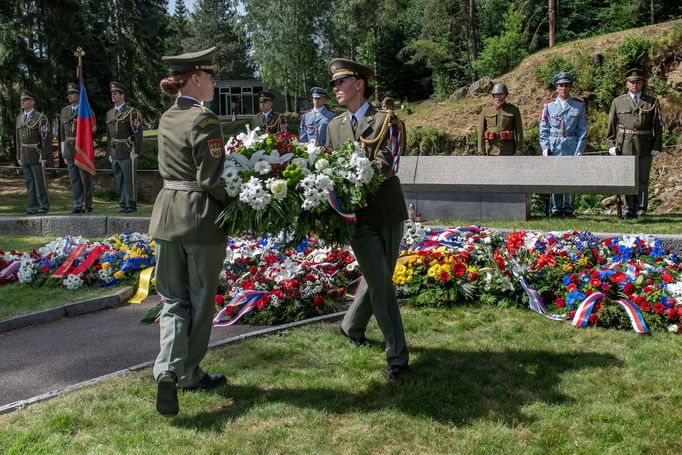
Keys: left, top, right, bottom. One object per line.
{"left": 491, "top": 83, "right": 508, "bottom": 95}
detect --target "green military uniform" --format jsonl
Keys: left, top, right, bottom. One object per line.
{"left": 606, "top": 68, "right": 663, "bottom": 216}
{"left": 252, "top": 91, "right": 285, "bottom": 134}
{"left": 150, "top": 48, "right": 228, "bottom": 393}
{"left": 59, "top": 83, "right": 93, "bottom": 212}
{"left": 106, "top": 82, "right": 143, "bottom": 212}
{"left": 326, "top": 59, "right": 409, "bottom": 371}
{"left": 15, "top": 90, "right": 51, "bottom": 214}
{"left": 477, "top": 102, "right": 523, "bottom": 155}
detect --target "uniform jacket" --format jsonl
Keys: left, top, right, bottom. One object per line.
{"left": 15, "top": 110, "right": 51, "bottom": 165}
{"left": 539, "top": 97, "right": 588, "bottom": 156}
{"left": 106, "top": 104, "right": 143, "bottom": 160}
{"left": 252, "top": 110, "right": 284, "bottom": 134}
{"left": 299, "top": 106, "right": 336, "bottom": 144}
{"left": 149, "top": 97, "right": 228, "bottom": 244}
{"left": 59, "top": 105, "right": 78, "bottom": 161}
{"left": 477, "top": 102, "right": 523, "bottom": 155}
{"left": 326, "top": 105, "right": 408, "bottom": 227}
{"left": 606, "top": 92, "right": 662, "bottom": 156}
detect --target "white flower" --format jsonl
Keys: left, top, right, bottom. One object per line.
{"left": 63, "top": 273, "right": 84, "bottom": 290}
{"left": 314, "top": 158, "right": 330, "bottom": 171}
{"left": 254, "top": 160, "right": 272, "bottom": 175}
{"left": 98, "top": 267, "right": 112, "bottom": 281}
{"left": 668, "top": 324, "right": 679, "bottom": 333}
{"left": 17, "top": 261, "right": 36, "bottom": 284}
{"left": 267, "top": 179, "right": 288, "bottom": 200}
{"left": 239, "top": 176, "right": 272, "bottom": 211}
{"left": 292, "top": 157, "right": 308, "bottom": 170}
{"left": 299, "top": 173, "right": 333, "bottom": 210}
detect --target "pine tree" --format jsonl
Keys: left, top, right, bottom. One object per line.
{"left": 166, "top": 0, "right": 191, "bottom": 54}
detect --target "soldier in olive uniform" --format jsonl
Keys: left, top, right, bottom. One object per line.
{"left": 15, "top": 90, "right": 51, "bottom": 214}
{"left": 477, "top": 83, "right": 523, "bottom": 156}
{"left": 150, "top": 47, "right": 228, "bottom": 416}
{"left": 59, "top": 83, "right": 94, "bottom": 213}
{"left": 326, "top": 58, "right": 410, "bottom": 381}
{"left": 106, "top": 82, "right": 143, "bottom": 213}
{"left": 606, "top": 68, "right": 663, "bottom": 218}
{"left": 252, "top": 91, "right": 285, "bottom": 134}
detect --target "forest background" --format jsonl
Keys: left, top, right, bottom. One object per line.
{"left": 1, "top": 0, "right": 681, "bottom": 158}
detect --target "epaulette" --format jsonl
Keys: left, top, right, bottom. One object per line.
{"left": 544, "top": 99, "right": 554, "bottom": 105}
{"left": 192, "top": 103, "right": 214, "bottom": 114}
{"left": 572, "top": 97, "right": 584, "bottom": 103}
{"left": 305, "top": 108, "right": 312, "bottom": 113}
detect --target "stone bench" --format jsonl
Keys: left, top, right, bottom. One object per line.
{"left": 396, "top": 156, "right": 638, "bottom": 221}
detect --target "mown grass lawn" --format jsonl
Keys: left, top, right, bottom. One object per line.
{"left": 2, "top": 305, "right": 680, "bottom": 454}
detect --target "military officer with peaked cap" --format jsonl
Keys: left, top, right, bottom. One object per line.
{"left": 299, "top": 87, "right": 336, "bottom": 144}
{"left": 150, "top": 47, "right": 228, "bottom": 416}
{"left": 606, "top": 68, "right": 663, "bottom": 218}
{"left": 326, "top": 58, "right": 410, "bottom": 381}
{"left": 15, "top": 90, "right": 51, "bottom": 214}
{"left": 59, "top": 83, "right": 94, "bottom": 213}
{"left": 478, "top": 83, "right": 523, "bottom": 156}
{"left": 106, "top": 81, "right": 143, "bottom": 213}
{"left": 539, "top": 71, "right": 588, "bottom": 217}
{"left": 252, "top": 91, "right": 285, "bottom": 134}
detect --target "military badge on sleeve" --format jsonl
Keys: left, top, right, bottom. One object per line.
{"left": 207, "top": 138, "right": 222, "bottom": 158}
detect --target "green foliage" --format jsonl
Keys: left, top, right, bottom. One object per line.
{"left": 587, "top": 110, "right": 609, "bottom": 152}
{"left": 534, "top": 55, "right": 573, "bottom": 89}
{"left": 523, "top": 125, "right": 540, "bottom": 156}
{"left": 475, "top": 9, "right": 528, "bottom": 78}
{"left": 407, "top": 126, "right": 449, "bottom": 155}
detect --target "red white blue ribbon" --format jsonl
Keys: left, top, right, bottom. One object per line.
{"left": 427, "top": 226, "right": 481, "bottom": 241}
{"left": 571, "top": 292, "right": 605, "bottom": 328}
{"left": 213, "top": 290, "right": 270, "bottom": 327}
{"left": 0, "top": 261, "right": 21, "bottom": 279}
{"left": 327, "top": 189, "right": 357, "bottom": 223}
{"left": 614, "top": 297, "right": 650, "bottom": 334}
{"left": 571, "top": 292, "right": 649, "bottom": 334}
{"left": 389, "top": 124, "right": 402, "bottom": 173}
{"left": 516, "top": 275, "right": 565, "bottom": 320}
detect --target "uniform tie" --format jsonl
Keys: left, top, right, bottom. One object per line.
{"left": 351, "top": 115, "right": 358, "bottom": 133}
{"left": 634, "top": 94, "right": 639, "bottom": 105}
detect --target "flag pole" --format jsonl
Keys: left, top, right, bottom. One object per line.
{"left": 74, "top": 47, "right": 93, "bottom": 211}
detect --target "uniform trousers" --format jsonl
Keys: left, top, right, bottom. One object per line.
{"left": 342, "top": 220, "right": 409, "bottom": 368}
{"left": 22, "top": 164, "right": 49, "bottom": 212}
{"left": 624, "top": 154, "right": 653, "bottom": 214}
{"left": 152, "top": 239, "right": 226, "bottom": 387}
{"left": 66, "top": 159, "right": 93, "bottom": 210}
{"left": 112, "top": 158, "right": 136, "bottom": 210}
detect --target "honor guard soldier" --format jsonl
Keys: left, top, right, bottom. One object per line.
{"left": 539, "top": 72, "right": 588, "bottom": 217}
{"left": 252, "top": 91, "right": 285, "bottom": 134}
{"left": 106, "top": 81, "right": 143, "bottom": 213}
{"left": 151, "top": 47, "right": 228, "bottom": 416}
{"left": 326, "top": 58, "right": 410, "bottom": 381}
{"left": 15, "top": 90, "right": 51, "bottom": 214}
{"left": 478, "top": 83, "right": 524, "bottom": 156}
{"left": 299, "top": 87, "right": 335, "bottom": 144}
{"left": 60, "top": 83, "right": 94, "bottom": 213}
{"left": 606, "top": 68, "right": 663, "bottom": 218}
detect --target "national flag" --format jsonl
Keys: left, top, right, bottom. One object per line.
{"left": 75, "top": 67, "right": 96, "bottom": 175}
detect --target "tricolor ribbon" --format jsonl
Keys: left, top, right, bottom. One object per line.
{"left": 129, "top": 266, "right": 155, "bottom": 304}
{"left": 389, "top": 124, "right": 402, "bottom": 173}
{"left": 213, "top": 290, "right": 270, "bottom": 327}
{"left": 614, "top": 297, "right": 649, "bottom": 334}
{"left": 327, "top": 189, "right": 356, "bottom": 223}
{"left": 0, "top": 261, "right": 21, "bottom": 279}
{"left": 571, "top": 292, "right": 649, "bottom": 334}
{"left": 52, "top": 244, "right": 87, "bottom": 278}
{"left": 69, "top": 245, "right": 108, "bottom": 276}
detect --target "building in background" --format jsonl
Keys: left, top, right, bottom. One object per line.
{"left": 211, "top": 80, "right": 285, "bottom": 119}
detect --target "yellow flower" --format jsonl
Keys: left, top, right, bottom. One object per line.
{"left": 101, "top": 262, "right": 110, "bottom": 270}
{"left": 467, "top": 265, "right": 478, "bottom": 273}
{"left": 578, "top": 256, "right": 589, "bottom": 266}
{"left": 114, "top": 270, "right": 124, "bottom": 279}
{"left": 562, "top": 263, "right": 574, "bottom": 272}
{"left": 416, "top": 258, "right": 424, "bottom": 265}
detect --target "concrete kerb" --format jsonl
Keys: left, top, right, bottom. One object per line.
{"left": 0, "top": 310, "right": 346, "bottom": 415}
{"left": 0, "top": 286, "right": 135, "bottom": 334}
{"left": 0, "top": 216, "right": 150, "bottom": 237}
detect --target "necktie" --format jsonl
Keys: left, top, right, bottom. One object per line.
{"left": 634, "top": 95, "right": 639, "bottom": 105}
{"left": 351, "top": 115, "right": 357, "bottom": 133}
{"left": 24, "top": 113, "right": 29, "bottom": 120}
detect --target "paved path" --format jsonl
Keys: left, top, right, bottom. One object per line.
{"left": 0, "top": 297, "right": 272, "bottom": 408}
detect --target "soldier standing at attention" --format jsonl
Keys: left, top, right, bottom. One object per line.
{"left": 150, "top": 47, "right": 228, "bottom": 416}
{"left": 299, "top": 87, "right": 336, "bottom": 144}
{"left": 477, "top": 83, "right": 523, "bottom": 156}
{"left": 106, "top": 82, "right": 143, "bottom": 213}
{"left": 59, "top": 83, "right": 94, "bottom": 213}
{"left": 15, "top": 90, "right": 51, "bottom": 214}
{"left": 539, "top": 72, "right": 588, "bottom": 217}
{"left": 606, "top": 68, "right": 662, "bottom": 219}
{"left": 326, "top": 58, "right": 410, "bottom": 381}
{"left": 252, "top": 91, "right": 285, "bottom": 134}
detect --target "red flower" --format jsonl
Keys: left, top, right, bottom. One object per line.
{"left": 661, "top": 272, "right": 674, "bottom": 283}
{"left": 590, "top": 278, "right": 601, "bottom": 287}
{"left": 611, "top": 272, "right": 627, "bottom": 283}
{"left": 272, "top": 289, "right": 284, "bottom": 300}
{"left": 242, "top": 280, "right": 254, "bottom": 290}
{"left": 215, "top": 294, "right": 225, "bottom": 306}
{"left": 566, "top": 284, "right": 577, "bottom": 292}
{"left": 623, "top": 282, "right": 636, "bottom": 296}
{"left": 250, "top": 266, "right": 258, "bottom": 275}
{"left": 468, "top": 271, "right": 478, "bottom": 281}
{"left": 40, "top": 264, "right": 49, "bottom": 273}
{"left": 588, "top": 314, "right": 599, "bottom": 325}
{"left": 568, "top": 311, "right": 576, "bottom": 319}
{"left": 439, "top": 271, "right": 450, "bottom": 282}
{"left": 601, "top": 284, "right": 610, "bottom": 292}
{"left": 451, "top": 262, "right": 466, "bottom": 276}
{"left": 555, "top": 298, "right": 566, "bottom": 308}
{"left": 314, "top": 295, "right": 325, "bottom": 308}
{"left": 225, "top": 305, "right": 236, "bottom": 316}
{"left": 494, "top": 254, "right": 505, "bottom": 271}
{"left": 653, "top": 302, "right": 666, "bottom": 314}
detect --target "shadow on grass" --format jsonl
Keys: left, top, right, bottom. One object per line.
{"left": 174, "top": 347, "right": 621, "bottom": 431}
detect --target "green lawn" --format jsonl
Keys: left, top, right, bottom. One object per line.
{"left": 1, "top": 306, "right": 680, "bottom": 454}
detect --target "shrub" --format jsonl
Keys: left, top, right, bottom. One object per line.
{"left": 523, "top": 125, "right": 541, "bottom": 156}
{"left": 586, "top": 110, "right": 609, "bottom": 153}
{"left": 534, "top": 55, "right": 572, "bottom": 89}
{"left": 475, "top": 9, "right": 528, "bottom": 78}
{"left": 407, "top": 126, "right": 450, "bottom": 155}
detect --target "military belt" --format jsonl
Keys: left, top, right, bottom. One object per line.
{"left": 66, "top": 136, "right": 76, "bottom": 143}
{"left": 550, "top": 131, "right": 577, "bottom": 137}
{"left": 619, "top": 128, "right": 652, "bottom": 135}
{"left": 163, "top": 180, "right": 203, "bottom": 192}
{"left": 21, "top": 143, "right": 40, "bottom": 149}
{"left": 112, "top": 138, "right": 132, "bottom": 144}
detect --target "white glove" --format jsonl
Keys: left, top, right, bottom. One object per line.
{"left": 109, "top": 156, "right": 114, "bottom": 164}
{"left": 17, "top": 159, "right": 22, "bottom": 166}
{"left": 652, "top": 150, "right": 660, "bottom": 156}
{"left": 542, "top": 148, "right": 549, "bottom": 157}
{"left": 608, "top": 147, "right": 617, "bottom": 156}
{"left": 575, "top": 151, "right": 583, "bottom": 156}
{"left": 60, "top": 141, "right": 65, "bottom": 154}
{"left": 130, "top": 152, "right": 138, "bottom": 159}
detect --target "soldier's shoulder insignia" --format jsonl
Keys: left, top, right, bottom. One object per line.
{"left": 573, "top": 98, "right": 584, "bottom": 103}
{"left": 305, "top": 108, "right": 312, "bottom": 113}
{"left": 545, "top": 99, "right": 554, "bottom": 105}
{"left": 207, "top": 138, "right": 222, "bottom": 158}
{"left": 198, "top": 117, "right": 220, "bottom": 129}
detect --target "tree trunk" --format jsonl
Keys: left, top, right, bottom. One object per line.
{"left": 469, "top": 0, "right": 478, "bottom": 82}
{"left": 373, "top": 17, "right": 379, "bottom": 104}
{"left": 650, "top": 0, "right": 655, "bottom": 24}
{"left": 548, "top": 0, "right": 555, "bottom": 47}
